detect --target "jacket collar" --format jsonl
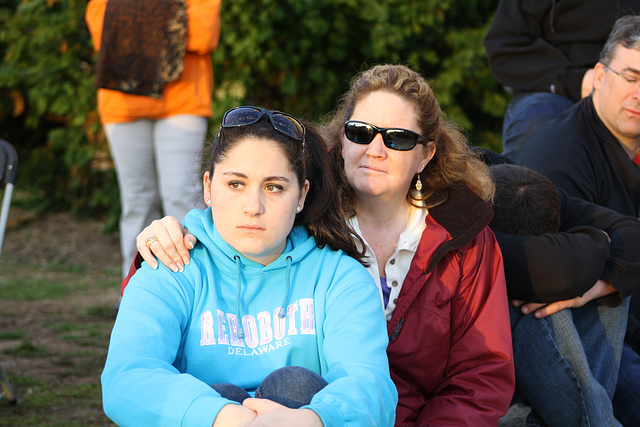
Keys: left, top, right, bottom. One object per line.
{"left": 424, "top": 186, "right": 494, "bottom": 273}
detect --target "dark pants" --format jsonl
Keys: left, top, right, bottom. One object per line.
{"left": 501, "top": 92, "right": 574, "bottom": 162}
{"left": 613, "top": 343, "right": 640, "bottom": 426}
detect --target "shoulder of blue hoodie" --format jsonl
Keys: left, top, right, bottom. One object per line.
{"left": 102, "top": 208, "right": 397, "bottom": 427}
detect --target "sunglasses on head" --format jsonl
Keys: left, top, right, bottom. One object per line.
{"left": 222, "top": 106, "right": 306, "bottom": 147}
{"left": 344, "top": 120, "right": 426, "bottom": 151}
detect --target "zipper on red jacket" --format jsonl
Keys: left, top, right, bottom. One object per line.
{"left": 390, "top": 317, "right": 404, "bottom": 341}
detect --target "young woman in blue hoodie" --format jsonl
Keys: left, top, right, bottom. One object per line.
{"left": 101, "top": 107, "right": 397, "bottom": 426}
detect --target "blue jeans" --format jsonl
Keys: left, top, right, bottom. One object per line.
{"left": 613, "top": 343, "right": 640, "bottom": 426}
{"left": 510, "top": 298, "right": 628, "bottom": 426}
{"left": 502, "top": 92, "right": 574, "bottom": 162}
{"left": 211, "top": 366, "right": 328, "bottom": 409}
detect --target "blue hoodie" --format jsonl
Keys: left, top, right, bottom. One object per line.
{"left": 102, "top": 208, "right": 397, "bottom": 426}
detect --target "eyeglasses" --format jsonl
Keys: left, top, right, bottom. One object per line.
{"left": 603, "top": 63, "right": 640, "bottom": 90}
{"left": 222, "top": 106, "right": 306, "bottom": 147}
{"left": 344, "top": 120, "right": 426, "bottom": 151}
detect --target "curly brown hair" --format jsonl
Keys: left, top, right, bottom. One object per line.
{"left": 321, "top": 64, "right": 494, "bottom": 216}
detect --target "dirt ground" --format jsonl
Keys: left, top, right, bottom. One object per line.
{"left": 0, "top": 209, "right": 122, "bottom": 273}
{"left": 0, "top": 209, "right": 122, "bottom": 425}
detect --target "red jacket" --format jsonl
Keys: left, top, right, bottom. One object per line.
{"left": 389, "top": 187, "right": 514, "bottom": 426}
{"left": 122, "top": 187, "right": 515, "bottom": 425}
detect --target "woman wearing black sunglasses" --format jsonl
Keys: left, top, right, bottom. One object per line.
{"left": 322, "top": 64, "right": 513, "bottom": 425}
{"left": 102, "top": 108, "right": 397, "bottom": 426}
{"left": 130, "top": 65, "right": 514, "bottom": 426}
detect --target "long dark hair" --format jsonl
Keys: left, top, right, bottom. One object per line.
{"left": 204, "top": 114, "right": 367, "bottom": 263}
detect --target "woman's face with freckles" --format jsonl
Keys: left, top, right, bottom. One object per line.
{"left": 203, "top": 137, "right": 308, "bottom": 265}
{"left": 342, "top": 91, "right": 435, "bottom": 202}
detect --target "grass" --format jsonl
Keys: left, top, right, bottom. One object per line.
{"left": 0, "top": 262, "right": 118, "bottom": 301}
{"left": 0, "top": 214, "right": 121, "bottom": 426}
{"left": 4, "top": 341, "right": 50, "bottom": 358}
{"left": 0, "top": 380, "right": 107, "bottom": 426}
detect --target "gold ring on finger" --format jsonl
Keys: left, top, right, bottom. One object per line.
{"left": 145, "top": 236, "right": 158, "bottom": 248}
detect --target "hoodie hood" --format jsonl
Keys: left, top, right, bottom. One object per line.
{"left": 184, "top": 208, "right": 318, "bottom": 269}
{"left": 183, "top": 208, "right": 318, "bottom": 336}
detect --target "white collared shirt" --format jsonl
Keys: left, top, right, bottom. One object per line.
{"left": 348, "top": 205, "right": 428, "bottom": 320}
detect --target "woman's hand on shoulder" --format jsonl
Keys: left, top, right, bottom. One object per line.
{"left": 135, "top": 216, "right": 197, "bottom": 272}
{"left": 243, "top": 398, "right": 323, "bottom": 426}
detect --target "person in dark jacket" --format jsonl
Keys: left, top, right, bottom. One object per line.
{"left": 484, "top": 0, "right": 640, "bottom": 162}
{"left": 488, "top": 160, "right": 639, "bottom": 426}
{"left": 474, "top": 148, "right": 640, "bottom": 307}
{"left": 519, "top": 15, "right": 640, "bottom": 426}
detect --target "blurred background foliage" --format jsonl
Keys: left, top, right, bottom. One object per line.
{"left": 0, "top": 0, "right": 509, "bottom": 233}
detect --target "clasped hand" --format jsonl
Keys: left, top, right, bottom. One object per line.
{"left": 213, "top": 399, "right": 323, "bottom": 427}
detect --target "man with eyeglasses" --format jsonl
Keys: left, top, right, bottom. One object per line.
{"left": 519, "top": 15, "right": 640, "bottom": 427}
{"left": 484, "top": 0, "right": 640, "bottom": 164}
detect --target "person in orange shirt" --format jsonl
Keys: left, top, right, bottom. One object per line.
{"left": 85, "top": 0, "right": 221, "bottom": 278}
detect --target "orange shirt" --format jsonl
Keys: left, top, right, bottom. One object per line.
{"left": 85, "top": 0, "right": 221, "bottom": 124}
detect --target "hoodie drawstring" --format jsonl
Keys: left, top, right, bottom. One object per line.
{"left": 234, "top": 255, "right": 245, "bottom": 339}
{"left": 278, "top": 256, "right": 293, "bottom": 318}
{"left": 235, "top": 255, "right": 292, "bottom": 338}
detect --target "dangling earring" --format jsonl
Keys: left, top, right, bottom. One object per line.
{"left": 415, "top": 174, "right": 423, "bottom": 191}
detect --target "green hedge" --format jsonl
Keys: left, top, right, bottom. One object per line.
{"left": 0, "top": 0, "right": 508, "bottom": 231}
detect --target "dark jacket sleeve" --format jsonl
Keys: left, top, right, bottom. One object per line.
{"left": 484, "top": 0, "right": 590, "bottom": 101}
{"left": 494, "top": 188, "right": 640, "bottom": 304}
{"left": 558, "top": 187, "right": 640, "bottom": 300}
{"left": 495, "top": 228, "right": 609, "bottom": 302}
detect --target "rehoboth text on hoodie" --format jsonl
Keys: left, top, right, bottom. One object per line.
{"left": 200, "top": 298, "right": 316, "bottom": 355}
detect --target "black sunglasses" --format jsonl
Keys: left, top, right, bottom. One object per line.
{"left": 222, "top": 106, "right": 306, "bottom": 147}
{"left": 344, "top": 120, "right": 426, "bottom": 151}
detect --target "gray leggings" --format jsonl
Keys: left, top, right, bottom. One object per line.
{"left": 105, "top": 114, "right": 207, "bottom": 277}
